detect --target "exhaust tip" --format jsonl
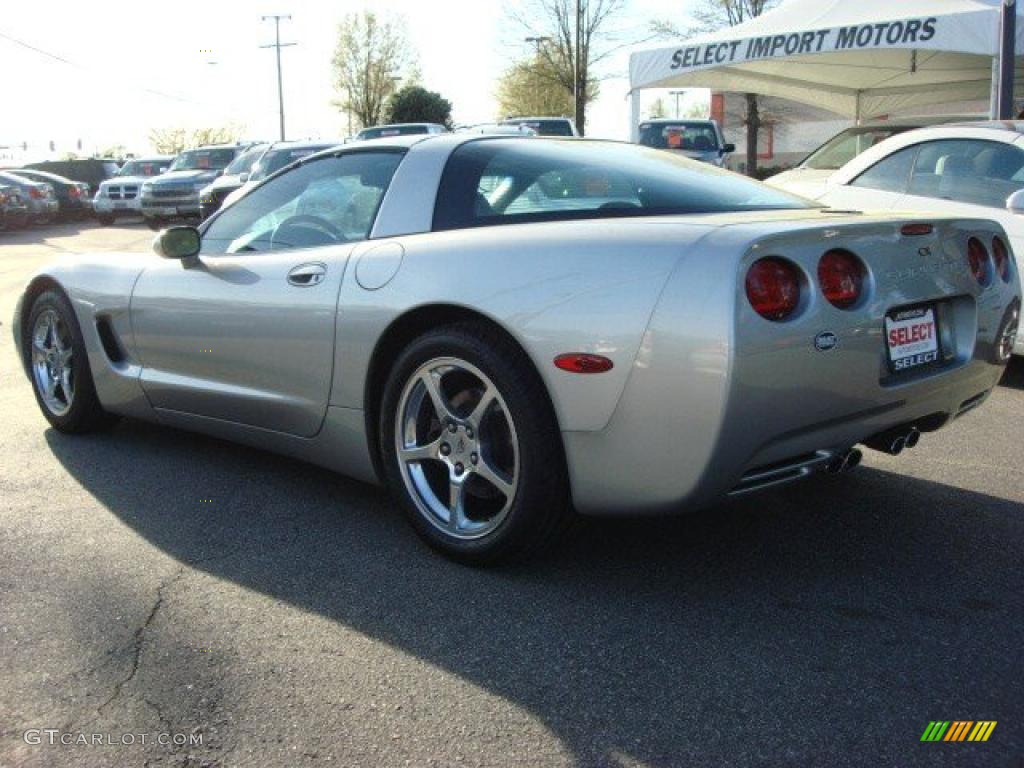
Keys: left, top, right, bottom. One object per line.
{"left": 844, "top": 449, "right": 863, "bottom": 470}
{"left": 905, "top": 428, "right": 920, "bottom": 449}
{"left": 890, "top": 437, "right": 906, "bottom": 455}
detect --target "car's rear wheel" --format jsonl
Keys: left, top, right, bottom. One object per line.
{"left": 96, "top": 213, "right": 115, "bottom": 226}
{"left": 25, "top": 290, "right": 115, "bottom": 433}
{"left": 380, "top": 323, "right": 571, "bottom": 564}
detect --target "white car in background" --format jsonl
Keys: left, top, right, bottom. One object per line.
{"left": 93, "top": 157, "right": 172, "bottom": 225}
{"left": 768, "top": 121, "right": 1023, "bottom": 355}
{"left": 767, "top": 116, "right": 980, "bottom": 199}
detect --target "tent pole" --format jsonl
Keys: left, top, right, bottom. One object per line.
{"left": 855, "top": 92, "right": 861, "bottom": 125}
{"left": 997, "top": 0, "right": 1017, "bottom": 118}
{"left": 629, "top": 90, "right": 640, "bottom": 142}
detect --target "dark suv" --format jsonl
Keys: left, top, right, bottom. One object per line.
{"left": 140, "top": 144, "right": 254, "bottom": 229}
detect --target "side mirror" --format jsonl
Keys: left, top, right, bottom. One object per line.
{"left": 722, "top": 143, "right": 736, "bottom": 154}
{"left": 239, "top": 173, "right": 249, "bottom": 183}
{"left": 153, "top": 226, "right": 201, "bottom": 260}
{"left": 1007, "top": 189, "right": 1024, "bottom": 214}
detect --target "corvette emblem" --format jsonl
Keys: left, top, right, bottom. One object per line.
{"left": 814, "top": 332, "right": 838, "bottom": 351}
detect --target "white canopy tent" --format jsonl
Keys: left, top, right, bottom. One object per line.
{"left": 629, "top": 0, "right": 1024, "bottom": 139}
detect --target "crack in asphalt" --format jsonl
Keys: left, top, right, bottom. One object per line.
{"left": 97, "top": 567, "right": 185, "bottom": 714}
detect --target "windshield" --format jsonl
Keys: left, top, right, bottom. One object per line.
{"left": 504, "top": 120, "right": 573, "bottom": 137}
{"left": 224, "top": 145, "right": 268, "bottom": 175}
{"left": 250, "top": 145, "right": 335, "bottom": 181}
{"left": 802, "top": 127, "right": 912, "bottom": 170}
{"left": 638, "top": 122, "right": 720, "bottom": 152}
{"left": 358, "top": 125, "right": 429, "bottom": 139}
{"left": 434, "top": 139, "right": 811, "bottom": 231}
{"left": 117, "top": 159, "right": 168, "bottom": 177}
{"left": 168, "top": 148, "right": 238, "bottom": 172}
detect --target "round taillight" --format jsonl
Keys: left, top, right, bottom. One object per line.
{"left": 967, "top": 237, "right": 991, "bottom": 285}
{"left": 745, "top": 257, "right": 801, "bottom": 321}
{"left": 992, "top": 236, "right": 1011, "bottom": 283}
{"left": 818, "top": 249, "right": 866, "bottom": 309}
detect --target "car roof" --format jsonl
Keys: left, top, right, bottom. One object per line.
{"left": 640, "top": 118, "right": 716, "bottom": 124}
{"left": 944, "top": 119, "right": 1024, "bottom": 134}
{"left": 503, "top": 116, "right": 572, "bottom": 122}
{"left": 265, "top": 140, "right": 342, "bottom": 151}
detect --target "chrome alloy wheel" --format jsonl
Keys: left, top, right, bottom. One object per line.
{"left": 395, "top": 357, "right": 519, "bottom": 540}
{"left": 31, "top": 309, "right": 75, "bottom": 416}
{"left": 997, "top": 305, "right": 1019, "bottom": 363}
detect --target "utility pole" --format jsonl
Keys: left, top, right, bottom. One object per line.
{"left": 261, "top": 15, "right": 296, "bottom": 141}
{"left": 670, "top": 89, "right": 686, "bottom": 118}
{"left": 574, "top": 0, "right": 584, "bottom": 135}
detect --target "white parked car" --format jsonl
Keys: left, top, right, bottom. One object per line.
{"left": 768, "top": 121, "right": 1024, "bottom": 355}
{"left": 93, "top": 157, "right": 173, "bottom": 225}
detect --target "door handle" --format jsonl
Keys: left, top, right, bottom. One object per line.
{"left": 287, "top": 263, "right": 327, "bottom": 287}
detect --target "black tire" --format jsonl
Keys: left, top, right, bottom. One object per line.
{"left": 380, "top": 322, "right": 572, "bottom": 564}
{"left": 97, "top": 213, "right": 115, "bottom": 226}
{"left": 23, "top": 290, "right": 116, "bottom": 433}
{"left": 145, "top": 216, "right": 163, "bottom": 231}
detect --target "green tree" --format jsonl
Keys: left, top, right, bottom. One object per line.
{"left": 496, "top": 55, "right": 575, "bottom": 119}
{"left": 332, "top": 11, "right": 417, "bottom": 132}
{"left": 385, "top": 85, "right": 453, "bottom": 127}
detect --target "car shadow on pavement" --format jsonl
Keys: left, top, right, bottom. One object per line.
{"left": 999, "top": 356, "right": 1024, "bottom": 389}
{"left": 44, "top": 420, "right": 1024, "bottom": 766}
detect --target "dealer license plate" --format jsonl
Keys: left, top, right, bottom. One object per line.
{"left": 885, "top": 305, "right": 939, "bottom": 372}
{"left": 113, "top": 202, "right": 127, "bottom": 209}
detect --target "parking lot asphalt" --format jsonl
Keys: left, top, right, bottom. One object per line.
{"left": 0, "top": 221, "right": 1022, "bottom": 768}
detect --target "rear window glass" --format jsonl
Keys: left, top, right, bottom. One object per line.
{"left": 638, "top": 123, "right": 720, "bottom": 151}
{"left": 433, "top": 139, "right": 810, "bottom": 231}
{"left": 506, "top": 120, "right": 574, "bottom": 137}
{"left": 358, "top": 125, "right": 429, "bottom": 139}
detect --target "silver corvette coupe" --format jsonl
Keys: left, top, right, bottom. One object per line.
{"left": 13, "top": 134, "right": 1022, "bottom": 562}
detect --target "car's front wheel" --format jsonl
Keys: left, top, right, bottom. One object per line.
{"left": 96, "top": 213, "right": 115, "bottom": 226}
{"left": 24, "top": 290, "right": 115, "bottom": 433}
{"left": 380, "top": 323, "right": 571, "bottom": 564}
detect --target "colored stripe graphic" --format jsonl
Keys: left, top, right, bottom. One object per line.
{"left": 921, "top": 721, "right": 996, "bottom": 742}
{"left": 921, "top": 721, "right": 950, "bottom": 741}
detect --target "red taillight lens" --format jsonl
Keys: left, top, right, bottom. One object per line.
{"left": 553, "top": 353, "right": 614, "bottom": 374}
{"left": 745, "top": 257, "right": 801, "bottom": 321}
{"left": 992, "top": 236, "right": 1011, "bottom": 283}
{"left": 967, "top": 237, "right": 991, "bottom": 285}
{"left": 900, "top": 223, "right": 934, "bottom": 236}
{"left": 68, "top": 186, "right": 81, "bottom": 198}
{"left": 818, "top": 249, "right": 866, "bottom": 309}
{"left": 29, "top": 188, "right": 43, "bottom": 199}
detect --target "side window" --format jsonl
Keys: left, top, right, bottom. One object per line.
{"left": 905, "top": 139, "right": 1024, "bottom": 208}
{"left": 850, "top": 146, "right": 917, "bottom": 193}
{"left": 201, "top": 152, "right": 403, "bottom": 254}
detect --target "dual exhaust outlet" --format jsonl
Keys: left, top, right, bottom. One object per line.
{"left": 864, "top": 426, "right": 921, "bottom": 456}
{"left": 826, "top": 426, "right": 921, "bottom": 474}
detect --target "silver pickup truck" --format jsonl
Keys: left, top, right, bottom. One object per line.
{"left": 140, "top": 144, "right": 252, "bottom": 230}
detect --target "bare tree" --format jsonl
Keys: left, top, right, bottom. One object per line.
{"left": 511, "top": 0, "right": 632, "bottom": 136}
{"left": 331, "top": 12, "right": 417, "bottom": 132}
{"left": 652, "top": 0, "right": 777, "bottom": 175}
{"left": 148, "top": 125, "right": 241, "bottom": 155}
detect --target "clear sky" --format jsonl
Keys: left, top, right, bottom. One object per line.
{"left": 0, "top": 0, "right": 705, "bottom": 158}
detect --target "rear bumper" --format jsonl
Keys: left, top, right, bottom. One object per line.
{"left": 565, "top": 348, "right": 1004, "bottom": 516}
